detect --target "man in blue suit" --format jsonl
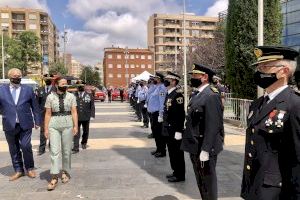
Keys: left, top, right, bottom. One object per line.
{"left": 0, "top": 68, "right": 41, "bottom": 181}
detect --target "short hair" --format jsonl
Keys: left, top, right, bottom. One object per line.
{"left": 278, "top": 59, "right": 297, "bottom": 77}
{"left": 7, "top": 68, "right": 22, "bottom": 78}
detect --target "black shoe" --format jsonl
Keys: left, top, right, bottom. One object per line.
{"left": 154, "top": 152, "right": 166, "bottom": 158}
{"left": 37, "top": 151, "right": 45, "bottom": 156}
{"left": 151, "top": 150, "right": 157, "bottom": 155}
{"left": 166, "top": 173, "right": 174, "bottom": 179}
{"left": 147, "top": 133, "right": 154, "bottom": 139}
{"left": 72, "top": 149, "right": 79, "bottom": 154}
{"left": 82, "top": 144, "right": 87, "bottom": 149}
{"left": 167, "top": 176, "right": 185, "bottom": 182}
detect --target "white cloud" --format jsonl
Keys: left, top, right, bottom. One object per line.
{"left": 0, "top": 0, "right": 49, "bottom": 12}
{"left": 205, "top": 0, "right": 228, "bottom": 17}
{"left": 65, "top": 0, "right": 182, "bottom": 65}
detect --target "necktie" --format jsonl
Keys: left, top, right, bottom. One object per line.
{"left": 260, "top": 95, "right": 269, "bottom": 112}
{"left": 12, "top": 87, "right": 17, "bottom": 104}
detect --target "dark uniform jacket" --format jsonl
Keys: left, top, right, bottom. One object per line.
{"left": 37, "top": 86, "right": 55, "bottom": 113}
{"left": 162, "top": 88, "right": 185, "bottom": 137}
{"left": 181, "top": 85, "right": 224, "bottom": 155}
{"left": 241, "top": 87, "right": 300, "bottom": 200}
{"left": 76, "top": 92, "right": 95, "bottom": 121}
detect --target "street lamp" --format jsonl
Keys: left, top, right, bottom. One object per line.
{"left": 1, "top": 26, "right": 8, "bottom": 79}
{"left": 183, "top": 0, "right": 188, "bottom": 114}
{"left": 257, "top": 0, "right": 264, "bottom": 97}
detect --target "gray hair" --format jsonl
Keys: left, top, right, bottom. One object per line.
{"left": 7, "top": 68, "right": 22, "bottom": 78}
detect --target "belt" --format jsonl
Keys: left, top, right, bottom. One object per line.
{"left": 52, "top": 111, "right": 71, "bottom": 116}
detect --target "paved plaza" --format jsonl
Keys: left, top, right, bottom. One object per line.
{"left": 0, "top": 101, "right": 245, "bottom": 200}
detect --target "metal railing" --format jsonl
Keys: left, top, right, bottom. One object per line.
{"left": 224, "top": 95, "right": 253, "bottom": 128}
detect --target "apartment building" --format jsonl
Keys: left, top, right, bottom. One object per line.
{"left": 70, "top": 59, "right": 82, "bottom": 78}
{"left": 0, "top": 7, "right": 59, "bottom": 75}
{"left": 148, "top": 13, "right": 218, "bottom": 71}
{"left": 103, "top": 47, "right": 155, "bottom": 88}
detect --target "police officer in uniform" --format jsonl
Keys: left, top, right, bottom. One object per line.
{"left": 241, "top": 46, "right": 300, "bottom": 200}
{"left": 37, "top": 74, "right": 55, "bottom": 155}
{"left": 181, "top": 64, "right": 224, "bottom": 200}
{"left": 147, "top": 72, "right": 167, "bottom": 157}
{"left": 162, "top": 71, "right": 185, "bottom": 182}
{"left": 138, "top": 80, "right": 149, "bottom": 128}
{"left": 72, "top": 81, "right": 95, "bottom": 153}
{"left": 145, "top": 76, "right": 157, "bottom": 138}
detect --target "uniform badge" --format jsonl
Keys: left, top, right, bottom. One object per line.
{"left": 254, "top": 48, "right": 263, "bottom": 58}
{"left": 248, "top": 111, "right": 253, "bottom": 119}
{"left": 160, "top": 92, "right": 165, "bottom": 97}
{"left": 176, "top": 97, "right": 183, "bottom": 104}
{"left": 166, "top": 99, "right": 172, "bottom": 108}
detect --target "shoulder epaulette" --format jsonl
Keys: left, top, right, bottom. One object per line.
{"left": 176, "top": 88, "right": 183, "bottom": 93}
{"left": 210, "top": 86, "right": 219, "bottom": 93}
{"left": 294, "top": 88, "right": 300, "bottom": 96}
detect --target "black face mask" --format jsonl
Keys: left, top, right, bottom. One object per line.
{"left": 45, "top": 80, "right": 52, "bottom": 86}
{"left": 139, "top": 83, "right": 143, "bottom": 87}
{"left": 190, "top": 78, "right": 202, "bottom": 88}
{"left": 10, "top": 78, "right": 21, "bottom": 85}
{"left": 58, "top": 86, "right": 68, "bottom": 93}
{"left": 164, "top": 80, "right": 170, "bottom": 87}
{"left": 254, "top": 71, "right": 278, "bottom": 89}
{"left": 153, "top": 80, "right": 158, "bottom": 85}
{"left": 78, "top": 86, "right": 85, "bottom": 91}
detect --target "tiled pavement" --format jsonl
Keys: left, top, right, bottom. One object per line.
{"left": 0, "top": 101, "right": 245, "bottom": 200}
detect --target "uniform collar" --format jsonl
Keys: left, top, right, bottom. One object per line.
{"left": 198, "top": 83, "right": 209, "bottom": 93}
{"left": 265, "top": 85, "right": 288, "bottom": 102}
{"left": 168, "top": 87, "right": 176, "bottom": 94}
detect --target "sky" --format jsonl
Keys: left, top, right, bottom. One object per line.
{"left": 0, "top": 0, "right": 228, "bottom": 65}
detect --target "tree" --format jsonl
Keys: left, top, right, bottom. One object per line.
{"left": 49, "top": 61, "right": 68, "bottom": 76}
{"left": 80, "top": 66, "right": 101, "bottom": 87}
{"left": 225, "top": 0, "right": 282, "bottom": 99}
{"left": 18, "top": 31, "right": 42, "bottom": 75}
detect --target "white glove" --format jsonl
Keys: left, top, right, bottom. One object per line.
{"left": 158, "top": 116, "right": 163, "bottom": 123}
{"left": 174, "top": 132, "right": 182, "bottom": 140}
{"left": 199, "top": 151, "right": 209, "bottom": 162}
{"left": 137, "top": 100, "right": 140, "bottom": 103}
{"left": 144, "top": 104, "right": 147, "bottom": 108}
{"left": 90, "top": 117, "right": 95, "bottom": 121}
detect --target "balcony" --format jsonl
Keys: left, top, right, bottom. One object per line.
{"left": 41, "top": 30, "right": 49, "bottom": 35}
{"left": 12, "top": 29, "right": 25, "bottom": 33}
{"left": 40, "top": 19, "right": 48, "bottom": 24}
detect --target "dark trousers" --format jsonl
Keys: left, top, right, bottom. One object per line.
{"left": 140, "top": 101, "right": 149, "bottom": 126}
{"left": 73, "top": 120, "right": 90, "bottom": 150}
{"left": 4, "top": 124, "right": 34, "bottom": 172}
{"left": 190, "top": 154, "right": 218, "bottom": 200}
{"left": 38, "top": 125, "right": 47, "bottom": 153}
{"left": 108, "top": 95, "right": 112, "bottom": 103}
{"left": 167, "top": 132, "right": 185, "bottom": 179}
{"left": 150, "top": 111, "right": 166, "bottom": 154}
{"left": 120, "top": 94, "right": 124, "bottom": 102}
{"left": 135, "top": 102, "right": 142, "bottom": 120}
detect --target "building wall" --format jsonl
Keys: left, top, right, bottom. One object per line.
{"left": 147, "top": 13, "right": 218, "bottom": 71}
{"left": 0, "top": 7, "right": 59, "bottom": 75}
{"left": 282, "top": 0, "right": 300, "bottom": 50}
{"left": 71, "top": 59, "right": 82, "bottom": 78}
{"left": 103, "top": 48, "right": 155, "bottom": 88}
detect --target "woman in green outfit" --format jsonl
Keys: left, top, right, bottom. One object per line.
{"left": 44, "top": 77, "right": 78, "bottom": 191}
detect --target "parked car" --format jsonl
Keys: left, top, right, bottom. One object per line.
{"left": 111, "top": 88, "right": 129, "bottom": 101}
{"left": 94, "top": 88, "right": 106, "bottom": 102}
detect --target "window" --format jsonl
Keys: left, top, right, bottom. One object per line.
{"left": 141, "top": 55, "right": 145, "bottom": 59}
{"left": 136, "top": 64, "right": 139, "bottom": 68}
{"left": 108, "top": 64, "right": 113, "bottom": 68}
{"left": 130, "top": 64, "right": 135, "bottom": 68}
{"left": 1, "top": 13, "right": 9, "bottom": 19}
{"left": 136, "top": 54, "right": 139, "bottom": 58}
{"left": 131, "top": 74, "right": 135, "bottom": 78}
{"left": 117, "top": 54, "right": 122, "bottom": 59}
{"left": 141, "top": 64, "right": 145, "bottom": 68}
{"left": 117, "top": 74, "right": 122, "bottom": 78}
{"left": 107, "top": 54, "right": 113, "bottom": 59}
{"left": 148, "top": 64, "right": 152, "bottom": 69}
{"left": 148, "top": 55, "right": 152, "bottom": 60}
{"left": 125, "top": 64, "right": 129, "bottom": 68}
{"left": 1, "top": 23, "right": 9, "bottom": 28}
{"left": 130, "top": 54, "right": 135, "bottom": 59}
{"left": 29, "top": 14, "right": 37, "bottom": 20}
{"left": 117, "top": 64, "right": 122, "bottom": 68}
{"left": 125, "top": 74, "right": 129, "bottom": 78}
{"left": 108, "top": 74, "right": 113, "bottom": 78}
{"left": 29, "top": 24, "right": 37, "bottom": 29}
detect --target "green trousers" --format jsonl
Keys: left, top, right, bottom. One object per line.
{"left": 49, "top": 127, "right": 73, "bottom": 175}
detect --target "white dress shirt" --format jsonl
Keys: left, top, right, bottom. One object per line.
{"left": 168, "top": 87, "right": 176, "bottom": 95}
{"left": 10, "top": 84, "right": 21, "bottom": 122}
{"left": 198, "top": 83, "right": 210, "bottom": 94}
{"left": 265, "top": 85, "right": 288, "bottom": 103}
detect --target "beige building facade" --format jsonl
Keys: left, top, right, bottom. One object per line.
{"left": 147, "top": 13, "right": 218, "bottom": 71}
{"left": 0, "top": 7, "right": 59, "bottom": 75}
{"left": 71, "top": 59, "right": 82, "bottom": 78}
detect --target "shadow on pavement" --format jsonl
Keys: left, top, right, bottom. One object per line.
{"left": 39, "top": 169, "right": 51, "bottom": 182}
{"left": 0, "top": 165, "right": 14, "bottom": 177}
{"left": 152, "top": 195, "right": 179, "bottom": 200}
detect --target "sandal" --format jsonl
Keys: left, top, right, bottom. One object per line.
{"left": 61, "top": 171, "right": 70, "bottom": 184}
{"left": 47, "top": 176, "right": 58, "bottom": 191}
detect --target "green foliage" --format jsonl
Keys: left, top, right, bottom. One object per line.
{"left": 49, "top": 61, "right": 68, "bottom": 76}
{"left": 225, "top": 0, "right": 282, "bottom": 99}
{"left": 80, "top": 66, "right": 101, "bottom": 87}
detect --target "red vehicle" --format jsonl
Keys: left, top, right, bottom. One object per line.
{"left": 111, "top": 88, "right": 128, "bottom": 101}
{"left": 94, "top": 88, "right": 106, "bottom": 102}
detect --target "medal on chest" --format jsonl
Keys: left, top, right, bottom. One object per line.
{"left": 166, "top": 99, "right": 172, "bottom": 110}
